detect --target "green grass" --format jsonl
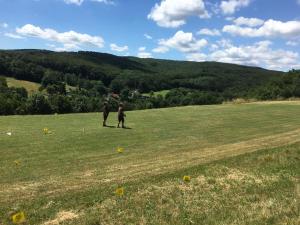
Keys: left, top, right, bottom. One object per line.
{"left": 0, "top": 102, "right": 300, "bottom": 224}
{"left": 5, "top": 77, "right": 75, "bottom": 94}
{"left": 5, "top": 77, "right": 41, "bottom": 94}
{"left": 142, "top": 90, "right": 170, "bottom": 97}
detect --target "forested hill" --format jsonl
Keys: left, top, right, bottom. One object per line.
{"left": 0, "top": 49, "right": 282, "bottom": 94}
{"left": 1, "top": 49, "right": 299, "bottom": 115}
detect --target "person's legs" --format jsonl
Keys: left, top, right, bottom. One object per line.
{"left": 117, "top": 116, "right": 121, "bottom": 128}
{"left": 103, "top": 113, "right": 108, "bottom": 126}
{"left": 121, "top": 118, "right": 125, "bottom": 128}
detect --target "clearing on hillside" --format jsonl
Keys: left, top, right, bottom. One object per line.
{"left": 0, "top": 102, "right": 299, "bottom": 224}
{"left": 5, "top": 77, "right": 41, "bottom": 94}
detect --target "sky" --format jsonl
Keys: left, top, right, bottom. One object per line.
{"left": 0, "top": 0, "right": 300, "bottom": 71}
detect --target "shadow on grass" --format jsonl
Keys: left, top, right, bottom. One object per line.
{"left": 104, "top": 125, "right": 116, "bottom": 128}
{"left": 123, "top": 127, "right": 133, "bottom": 130}
{"left": 115, "top": 126, "right": 133, "bottom": 129}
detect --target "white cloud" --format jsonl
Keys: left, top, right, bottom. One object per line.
{"left": 144, "top": 34, "right": 153, "bottom": 40}
{"left": 4, "top": 33, "right": 24, "bottom": 39}
{"left": 217, "top": 39, "right": 233, "bottom": 48}
{"left": 64, "top": 0, "right": 84, "bottom": 5}
{"left": 210, "top": 44, "right": 219, "bottom": 51}
{"left": 220, "top": 0, "right": 251, "bottom": 15}
{"left": 152, "top": 45, "right": 169, "bottom": 53}
{"left": 197, "top": 28, "right": 221, "bottom": 36}
{"left": 157, "top": 30, "right": 208, "bottom": 53}
{"left": 1, "top": 22, "right": 8, "bottom": 28}
{"left": 91, "top": 0, "right": 115, "bottom": 5}
{"left": 148, "top": 0, "right": 209, "bottom": 28}
{"left": 137, "top": 46, "right": 152, "bottom": 58}
{"left": 223, "top": 19, "right": 300, "bottom": 39}
{"left": 15, "top": 24, "right": 104, "bottom": 50}
{"left": 64, "top": 0, "right": 114, "bottom": 5}
{"left": 286, "top": 41, "right": 299, "bottom": 46}
{"left": 138, "top": 52, "right": 152, "bottom": 58}
{"left": 233, "top": 17, "right": 264, "bottom": 27}
{"left": 110, "top": 43, "right": 129, "bottom": 52}
{"left": 187, "top": 40, "right": 300, "bottom": 71}
{"left": 298, "top": 0, "right": 300, "bottom": 5}
{"left": 138, "top": 46, "right": 146, "bottom": 51}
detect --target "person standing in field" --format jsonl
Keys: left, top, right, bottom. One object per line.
{"left": 117, "top": 102, "right": 126, "bottom": 128}
{"left": 102, "top": 101, "right": 110, "bottom": 127}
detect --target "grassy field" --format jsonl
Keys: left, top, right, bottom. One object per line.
{"left": 5, "top": 77, "right": 41, "bottom": 94}
{"left": 0, "top": 102, "right": 299, "bottom": 224}
{"left": 5, "top": 77, "right": 75, "bottom": 94}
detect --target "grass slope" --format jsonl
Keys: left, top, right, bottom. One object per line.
{"left": 0, "top": 102, "right": 299, "bottom": 224}
{"left": 5, "top": 77, "right": 40, "bottom": 94}
{"left": 5, "top": 76, "right": 76, "bottom": 94}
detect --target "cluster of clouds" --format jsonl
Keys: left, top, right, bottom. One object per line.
{"left": 14, "top": 24, "right": 105, "bottom": 51}
{"left": 148, "top": 0, "right": 209, "bottom": 28}
{"left": 220, "top": 0, "right": 251, "bottom": 15}
{"left": 110, "top": 43, "right": 128, "bottom": 52}
{"left": 154, "top": 31, "right": 208, "bottom": 54}
{"left": 223, "top": 19, "right": 300, "bottom": 39}
{"left": 186, "top": 40, "right": 299, "bottom": 71}
{"left": 149, "top": 29, "right": 299, "bottom": 70}
{"left": 147, "top": 0, "right": 253, "bottom": 28}
{"left": 145, "top": 0, "right": 300, "bottom": 70}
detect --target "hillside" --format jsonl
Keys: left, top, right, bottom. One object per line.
{"left": 0, "top": 102, "right": 299, "bottom": 224}
{"left": 2, "top": 49, "right": 300, "bottom": 116}
{"left": 0, "top": 49, "right": 283, "bottom": 94}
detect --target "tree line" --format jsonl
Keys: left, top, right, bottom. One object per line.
{"left": 0, "top": 50, "right": 299, "bottom": 115}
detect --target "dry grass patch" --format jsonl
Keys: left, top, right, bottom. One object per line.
{"left": 43, "top": 210, "right": 79, "bottom": 225}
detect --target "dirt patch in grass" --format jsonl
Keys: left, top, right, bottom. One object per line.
{"left": 43, "top": 210, "right": 79, "bottom": 225}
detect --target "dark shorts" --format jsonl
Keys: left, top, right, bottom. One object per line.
{"left": 103, "top": 112, "right": 109, "bottom": 120}
{"left": 118, "top": 115, "right": 124, "bottom": 122}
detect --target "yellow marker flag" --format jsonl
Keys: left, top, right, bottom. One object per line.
{"left": 115, "top": 187, "right": 124, "bottom": 196}
{"left": 117, "top": 147, "right": 124, "bottom": 153}
{"left": 43, "top": 128, "right": 49, "bottom": 135}
{"left": 183, "top": 176, "right": 191, "bottom": 182}
{"left": 12, "top": 211, "right": 26, "bottom": 224}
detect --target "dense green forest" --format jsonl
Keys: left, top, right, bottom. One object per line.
{"left": 0, "top": 49, "right": 299, "bottom": 115}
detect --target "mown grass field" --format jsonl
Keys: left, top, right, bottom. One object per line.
{"left": 5, "top": 77, "right": 41, "bottom": 94}
{"left": 4, "top": 76, "right": 75, "bottom": 94}
{"left": 0, "top": 102, "right": 299, "bottom": 225}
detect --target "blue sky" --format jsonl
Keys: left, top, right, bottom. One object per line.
{"left": 0, "top": 0, "right": 300, "bottom": 71}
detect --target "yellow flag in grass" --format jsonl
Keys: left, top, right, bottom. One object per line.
{"left": 117, "top": 147, "right": 124, "bottom": 153}
{"left": 115, "top": 187, "right": 124, "bottom": 196}
{"left": 43, "top": 128, "right": 49, "bottom": 135}
{"left": 183, "top": 176, "right": 191, "bottom": 182}
{"left": 12, "top": 211, "right": 26, "bottom": 224}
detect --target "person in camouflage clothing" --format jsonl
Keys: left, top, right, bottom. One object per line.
{"left": 117, "top": 102, "right": 126, "bottom": 128}
{"left": 102, "top": 101, "right": 110, "bottom": 127}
